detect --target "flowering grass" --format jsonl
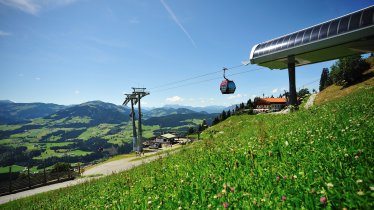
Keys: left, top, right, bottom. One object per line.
{"left": 1, "top": 87, "right": 373, "bottom": 209}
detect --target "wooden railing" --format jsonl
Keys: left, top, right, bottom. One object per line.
{"left": 0, "top": 166, "right": 81, "bottom": 196}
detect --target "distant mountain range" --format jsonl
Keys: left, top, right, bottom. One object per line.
{"left": 0, "top": 100, "right": 232, "bottom": 125}
{"left": 162, "top": 104, "right": 226, "bottom": 114}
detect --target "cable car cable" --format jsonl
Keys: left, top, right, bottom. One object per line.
{"left": 152, "top": 67, "right": 264, "bottom": 93}
{"left": 149, "top": 63, "right": 246, "bottom": 91}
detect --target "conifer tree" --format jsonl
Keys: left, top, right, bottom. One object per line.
{"left": 319, "top": 68, "right": 329, "bottom": 91}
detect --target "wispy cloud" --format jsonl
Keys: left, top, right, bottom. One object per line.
{"left": 166, "top": 95, "right": 184, "bottom": 103}
{"left": 0, "top": 0, "right": 77, "bottom": 15}
{"left": 160, "top": 0, "right": 196, "bottom": 48}
{"left": 35, "top": 77, "right": 41, "bottom": 80}
{"left": 0, "top": 0, "right": 40, "bottom": 14}
{"left": 272, "top": 88, "right": 278, "bottom": 93}
{"left": 0, "top": 30, "right": 12, "bottom": 36}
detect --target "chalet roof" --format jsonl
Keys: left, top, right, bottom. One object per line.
{"left": 161, "top": 133, "right": 176, "bottom": 139}
{"left": 261, "top": 98, "right": 287, "bottom": 103}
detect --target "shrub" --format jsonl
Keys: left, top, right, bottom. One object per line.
{"left": 51, "top": 162, "right": 71, "bottom": 173}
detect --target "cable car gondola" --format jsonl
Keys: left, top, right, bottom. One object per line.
{"left": 220, "top": 67, "right": 236, "bottom": 94}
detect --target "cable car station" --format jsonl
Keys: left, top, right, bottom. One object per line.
{"left": 249, "top": 6, "right": 374, "bottom": 106}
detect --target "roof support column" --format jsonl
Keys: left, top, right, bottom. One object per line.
{"left": 288, "top": 56, "right": 297, "bottom": 107}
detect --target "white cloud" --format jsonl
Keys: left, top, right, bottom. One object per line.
{"left": 272, "top": 88, "right": 278, "bottom": 93}
{"left": 160, "top": 0, "right": 196, "bottom": 47}
{"left": 228, "top": 94, "right": 242, "bottom": 100}
{"left": 74, "top": 90, "right": 80, "bottom": 95}
{"left": 0, "top": 0, "right": 77, "bottom": 15}
{"left": 166, "top": 96, "right": 184, "bottom": 103}
{"left": 0, "top": 0, "right": 40, "bottom": 14}
{"left": 0, "top": 30, "right": 12, "bottom": 36}
{"left": 35, "top": 77, "right": 40, "bottom": 80}
{"left": 252, "top": 94, "right": 256, "bottom": 98}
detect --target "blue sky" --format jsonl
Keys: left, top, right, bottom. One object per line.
{"left": 0, "top": 0, "right": 372, "bottom": 107}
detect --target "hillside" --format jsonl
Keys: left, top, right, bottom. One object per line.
{"left": 45, "top": 100, "right": 131, "bottom": 126}
{"left": 2, "top": 83, "right": 372, "bottom": 208}
{"left": 0, "top": 102, "right": 65, "bottom": 124}
{"left": 163, "top": 105, "right": 227, "bottom": 114}
{"left": 144, "top": 107, "right": 199, "bottom": 118}
{"left": 315, "top": 72, "right": 374, "bottom": 104}
{"left": 144, "top": 112, "right": 216, "bottom": 127}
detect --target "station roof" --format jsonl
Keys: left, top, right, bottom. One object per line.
{"left": 257, "top": 98, "right": 287, "bottom": 104}
{"left": 250, "top": 6, "right": 374, "bottom": 69}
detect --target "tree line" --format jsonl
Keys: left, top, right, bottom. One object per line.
{"left": 319, "top": 55, "right": 371, "bottom": 91}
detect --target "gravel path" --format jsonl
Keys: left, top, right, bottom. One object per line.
{"left": 0, "top": 147, "right": 180, "bottom": 205}
{"left": 304, "top": 94, "right": 317, "bottom": 109}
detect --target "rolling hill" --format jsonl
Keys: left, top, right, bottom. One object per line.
{"left": 144, "top": 107, "right": 199, "bottom": 118}
{"left": 45, "top": 101, "right": 131, "bottom": 126}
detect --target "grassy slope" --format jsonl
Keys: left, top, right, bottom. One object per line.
{"left": 315, "top": 57, "right": 374, "bottom": 105}
{"left": 1, "top": 87, "right": 373, "bottom": 209}
{"left": 315, "top": 77, "right": 374, "bottom": 105}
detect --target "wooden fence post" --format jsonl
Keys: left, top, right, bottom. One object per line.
{"left": 8, "top": 166, "right": 12, "bottom": 193}
{"left": 43, "top": 167, "right": 47, "bottom": 185}
{"left": 78, "top": 163, "right": 81, "bottom": 175}
{"left": 28, "top": 166, "right": 31, "bottom": 189}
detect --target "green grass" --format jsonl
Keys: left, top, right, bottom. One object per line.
{"left": 315, "top": 75, "right": 374, "bottom": 105}
{"left": 183, "top": 119, "right": 203, "bottom": 124}
{"left": 0, "top": 124, "right": 22, "bottom": 131}
{"left": 77, "top": 125, "right": 113, "bottom": 140}
{"left": 0, "top": 165, "right": 24, "bottom": 173}
{"left": 1, "top": 87, "right": 373, "bottom": 209}
{"left": 32, "top": 143, "right": 89, "bottom": 160}
{"left": 0, "top": 165, "right": 39, "bottom": 174}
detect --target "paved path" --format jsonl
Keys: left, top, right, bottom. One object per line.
{"left": 0, "top": 147, "right": 181, "bottom": 205}
{"left": 304, "top": 93, "right": 317, "bottom": 109}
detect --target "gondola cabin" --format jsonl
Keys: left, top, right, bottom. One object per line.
{"left": 220, "top": 79, "right": 236, "bottom": 94}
